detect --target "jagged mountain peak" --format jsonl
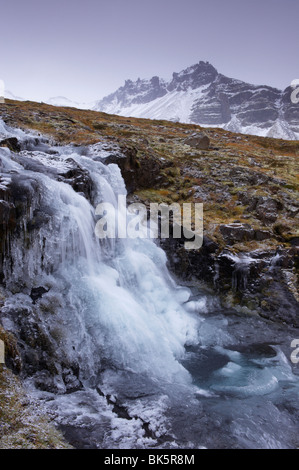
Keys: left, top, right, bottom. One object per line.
{"left": 168, "top": 61, "right": 218, "bottom": 91}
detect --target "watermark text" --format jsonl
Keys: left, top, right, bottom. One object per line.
{"left": 95, "top": 196, "right": 203, "bottom": 249}
{"left": 290, "top": 79, "right": 299, "bottom": 104}
{"left": 290, "top": 339, "right": 299, "bottom": 364}
{"left": 0, "top": 339, "right": 4, "bottom": 364}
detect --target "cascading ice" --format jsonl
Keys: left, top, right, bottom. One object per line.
{"left": 0, "top": 126, "right": 201, "bottom": 386}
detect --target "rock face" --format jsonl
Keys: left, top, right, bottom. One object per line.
{"left": 94, "top": 61, "right": 299, "bottom": 140}
{"left": 160, "top": 236, "right": 299, "bottom": 328}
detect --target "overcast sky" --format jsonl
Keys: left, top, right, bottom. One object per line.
{"left": 0, "top": 0, "right": 298, "bottom": 102}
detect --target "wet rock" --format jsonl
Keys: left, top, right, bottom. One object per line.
{"left": 30, "top": 286, "right": 49, "bottom": 304}
{"left": 219, "top": 252, "right": 267, "bottom": 292}
{"left": 62, "top": 368, "right": 82, "bottom": 393}
{"left": 233, "top": 343, "right": 277, "bottom": 358}
{"left": 27, "top": 209, "right": 51, "bottom": 231}
{"left": 0, "top": 175, "right": 39, "bottom": 282}
{"left": 58, "top": 158, "right": 93, "bottom": 200}
{"left": 161, "top": 230, "right": 299, "bottom": 327}
{"left": 0, "top": 200, "right": 16, "bottom": 233}
{"left": 160, "top": 235, "right": 218, "bottom": 286}
{"left": 0, "top": 137, "right": 21, "bottom": 152}
{"left": 207, "top": 247, "right": 299, "bottom": 325}
{"left": 33, "top": 370, "right": 64, "bottom": 393}
{"left": 9, "top": 174, "right": 39, "bottom": 213}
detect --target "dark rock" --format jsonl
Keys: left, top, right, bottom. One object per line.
{"left": 0, "top": 200, "right": 16, "bottom": 233}
{"left": 33, "top": 370, "right": 62, "bottom": 393}
{"left": 159, "top": 235, "right": 219, "bottom": 286}
{"left": 0, "top": 137, "right": 21, "bottom": 152}
{"left": 27, "top": 209, "right": 51, "bottom": 231}
{"left": 30, "top": 286, "right": 49, "bottom": 304}
{"left": 101, "top": 146, "right": 139, "bottom": 194}
{"left": 117, "top": 145, "right": 163, "bottom": 193}
{"left": 58, "top": 159, "right": 93, "bottom": 200}
{"left": 62, "top": 368, "right": 83, "bottom": 393}
{"left": 255, "top": 229, "right": 271, "bottom": 241}
{"left": 0, "top": 175, "right": 39, "bottom": 282}
{"left": 255, "top": 197, "right": 282, "bottom": 224}
{"left": 230, "top": 168, "right": 269, "bottom": 187}
{"left": 161, "top": 230, "right": 299, "bottom": 328}
{"left": 0, "top": 300, "right": 84, "bottom": 391}
{"left": 289, "top": 237, "right": 299, "bottom": 246}
{"left": 220, "top": 223, "right": 255, "bottom": 243}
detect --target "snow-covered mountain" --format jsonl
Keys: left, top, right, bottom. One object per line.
{"left": 2, "top": 92, "right": 94, "bottom": 110}
{"left": 4, "top": 90, "right": 25, "bottom": 101}
{"left": 45, "top": 96, "right": 94, "bottom": 110}
{"left": 93, "top": 61, "right": 299, "bottom": 140}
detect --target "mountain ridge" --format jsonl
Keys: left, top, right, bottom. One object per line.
{"left": 93, "top": 61, "right": 299, "bottom": 140}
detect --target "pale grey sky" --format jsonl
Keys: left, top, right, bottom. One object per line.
{"left": 0, "top": 0, "right": 298, "bottom": 102}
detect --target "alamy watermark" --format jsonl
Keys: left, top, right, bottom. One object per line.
{"left": 94, "top": 196, "right": 203, "bottom": 249}
{"left": 0, "top": 339, "right": 4, "bottom": 364}
{"left": 290, "top": 79, "right": 299, "bottom": 104}
{"left": 0, "top": 79, "right": 5, "bottom": 104}
{"left": 290, "top": 339, "right": 299, "bottom": 364}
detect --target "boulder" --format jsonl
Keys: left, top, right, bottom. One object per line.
{"left": 255, "top": 197, "right": 282, "bottom": 224}
{"left": 220, "top": 223, "right": 255, "bottom": 244}
{"left": 184, "top": 133, "right": 210, "bottom": 150}
{"left": 255, "top": 229, "right": 271, "bottom": 241}
{"left": 0, "top": 137, "right": 21, "bottom": 152}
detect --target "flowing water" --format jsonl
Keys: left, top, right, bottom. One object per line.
{"left": 0, "top": 120, "right": 298, "bottom": 449}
